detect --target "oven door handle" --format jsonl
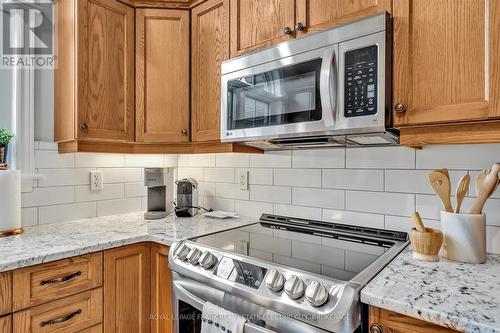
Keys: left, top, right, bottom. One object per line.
{"left": 320, "top": 46, "right": 338, "bottom": 127}
{"left": 173, "top": 280, "right": 278, "bottom": 333}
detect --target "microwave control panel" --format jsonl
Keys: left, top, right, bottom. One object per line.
{"left": 344, "top": 45, "right": 378, "bottom": 118}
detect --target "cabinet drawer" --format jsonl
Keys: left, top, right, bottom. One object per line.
{"left": 0, "top": 271, "right": 12, "bottom": 315}
{"left": 78, "top": 323, "right": 102, "bottom": 333}
{"left": 13, "top": 288, "right": 102, "bottom": 333}
{"left": 13, "top": 253, "right": 102, "bottom": 311}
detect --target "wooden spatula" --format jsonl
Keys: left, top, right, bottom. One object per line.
{"left": 470, "top": 163, "right": 500, "bottom": 214}
{"left": 455, "top": 174, "right": 470, "bottom": 213}
{"left": 428, "top": 170, "right": 453, "bottom": 212}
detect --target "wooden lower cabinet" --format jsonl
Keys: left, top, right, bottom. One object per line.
{"left": 150, "top": 244, "right": 173, "bottom": 333}
{"left": 0, "top": 272, "right": 12, "bottom": 316}
{"left": 369, "top": 307, "right": 459, "bottom": 333}
{"left": 13, "top": 289, "right": 103, "bottom": 333}
{"left": 104, "top": 243, "right": 151, "bottom": 333}
{"left": 0, "top": 315, "right": 12, "bottom": 333}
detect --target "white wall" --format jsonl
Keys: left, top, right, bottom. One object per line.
{"left": 177, "top": 145, "right": 500, "bottom": 254}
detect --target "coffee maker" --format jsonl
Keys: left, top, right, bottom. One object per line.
{"left": 175, "top": 178, "right": 199, "bottom": 217}
{"left": 144, "top": 168, "right": 173, "bottom": 220}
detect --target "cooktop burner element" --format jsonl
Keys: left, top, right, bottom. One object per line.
{"left": 169, "top": 214, "right": 408, "bottom": 333}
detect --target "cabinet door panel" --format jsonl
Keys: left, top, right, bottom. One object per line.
{"left": 296, "top": 0, "right": 391, "bottom": 34}
{"left": 150, "top": 244, "right": 172, "bottom": 333}
{"left": 230, "top": 0, "right": 295, "bottom": 57}
{"left": 136, "top": 9, "right": 190, "bottom": 143}
{"left": 104, "top": 243, "right": 150, "bottom": 333}
{"left": 191, "top": 0, "right": 229, "bottom": 142}
{"left": 77, "top": 0, "right": 135, "bottom": 141}
{"left": 0, "top": 315, "right": 12, "bottom": 333}
{"left": 393, "top": 0, "right": 499, "bottom": 126}
{"left": 0, "top": 272, "right": 11, "bottom": 316}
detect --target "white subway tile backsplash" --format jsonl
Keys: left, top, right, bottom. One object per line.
{"left": 250, "top": 185, "right": 291, "bottom": 204}
{"left": 39, "top": 202, "right": 97, "bottom": 224}
{"left": 124, "top": 182, "right": 147, "bottom": 198}
{"left": 216, "top": 153, "right": 249, "bottom": 168}
{"left": 22, "top": 142, "right": 500, "bottom": 254}
{"left": 293, "top": 188, "right": 344, "bottom": 209}
{"left": 216, "top": 183, "right": 250, "bottom": 200}
{"left": 204, "top": 168, "right": 235, "bottom": 183}
{"left": 322, "top": 209, "right": 384, "bottom": 229}
{"left": 22, "top": 187, "right": 75, "bottom": 207}
{"left": 178, "top": 168, "right": 204, "bottom": 181}
{"left": 347, "top": 191, "right": 414, "bottom": 216}
{"left": 38, "top": 168, "right": 93, "bottom": 187}
{"left": 249, "top": 151, "right": 291, "bottom": 168}
{"left": 75, "top": 183, "right": 124, "bottom": 202}
{"left": 275, "top": 169, "right": 321, "bottom": 187}
{"left": 97, "top": 168, "right": 142, "bottom": 184}
{"left": 322, "top": 169, "right": 383, "bottom": 191}
{"left": 75, "top": 153, "right": 125, "bottom": 168}
{"left": 292, "top": 149, "right": 345, "bottom": 168}
{"left": 234, "top": 200, "right": 273, "bottom": 218}
{"left": 36, "top": 150, "right": 74, "bottom": 168}
{"left": 385, "top": 170, "right": 464, "bottom": 194}
{"left": 187, "top": 154, "right": 216, "bottom": 167}
{"left": 346, "top": 146, "right": 415, "bottom": 169}
{"left": 273, "top": 204, "right": 322, "bottom": 220}
{"left": 125, "top": 154, "right": 164, "bottom": 167}
{"left": 96, "top": 198, "right": 142, "bottom": 216}
{"left": 203, "top": 197, "right": 235, "bottom": 212}
{"left": 21, "top": 208, "right": 38, "bottom": 227}
{"left": 416, "top": 144, "right": 500, "bottom": 170}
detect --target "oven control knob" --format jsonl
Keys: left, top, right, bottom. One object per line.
{"left": 284, "top": 275, "right": 305, "bottom": 299}
{"left": 265, "top": 269, "right": 285, "bottom": 292}
{"left": 305, "top": 280, "right": 329, "bottom": 307}
{"left": 174, "top": 244, "right": 191, "bottom": 261}
{"left": 187, "top": 248, "right": 202, "bottom": 264}
{"left": 198, "top": 251, "right": 217, "bottom": 269}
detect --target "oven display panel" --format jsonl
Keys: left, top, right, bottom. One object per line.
{"left": 344, "top": 45, "right": 378, "bottom": 117}
{"left": 215, "top": 257, "right": 267, "bottom": 289}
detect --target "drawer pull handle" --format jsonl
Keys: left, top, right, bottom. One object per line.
{"left": 40, "top": 271, "right": 82, "bottom": 285}
{"left": 40, "top": 309, "right": 82, "bottom": 327}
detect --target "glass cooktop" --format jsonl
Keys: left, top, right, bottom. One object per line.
{"left": 191, "top": 214, "right": 408, "bottom": 281}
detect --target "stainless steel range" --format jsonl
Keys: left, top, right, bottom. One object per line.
{"left": 169, "top": 214, "right": 408, "bottom": 333}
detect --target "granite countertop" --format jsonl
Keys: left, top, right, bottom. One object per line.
{"left": 361, "top": 248, "right": 500, "bottom": 333}
{"left": 0, "top": 212, "right": 257, "bottom": 272}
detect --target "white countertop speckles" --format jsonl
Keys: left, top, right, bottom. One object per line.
{"left": 361, "top": 248, "right": 500, "bottom": 333}
{"left": 0, "top": 212, "right": 257, "bottom": 272}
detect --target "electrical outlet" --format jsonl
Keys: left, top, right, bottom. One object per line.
{"left": 239, "top": 170, "right": 249, "bottom": 190}
{"left": 90, "top": 171, "right": 103, "bottom": 191}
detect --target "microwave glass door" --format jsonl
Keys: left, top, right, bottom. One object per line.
{"left": 226, "top": 59, "right": 323, "bottom": 131}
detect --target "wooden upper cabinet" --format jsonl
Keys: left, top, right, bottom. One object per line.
{"left": 77, "top": 0, "right": 135, "bottom": 141}
{"left": 104, "top": 243, "right": 151, "bottom": 333}
{"left": 229, "top": 0, "right": 296, "bottom": 57}
{"left": 191, "top": 0, "right": 229, "bottom": 142}
{"left": 393, "top": 0, "right": 500, "bottom": 127}
{"left": 295, "top": 0, "right": 391, "bottom": 35}
{"left": 136, "top": 9, "right": 190, "bottom": 143}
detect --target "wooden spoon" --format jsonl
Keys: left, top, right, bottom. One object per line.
{"left": 470, "top": 163, "right": 500, "bottom": 214}
{"left": 476, "top": 169, "right": 490, "bottom": 195}
{"left": 411, "top": 212, "right": 426, "bottom": 232}
{"left": 428, "top": 170, "right": 454, "bottom": 212}
{"left": 455, "top": 175, "right": 470, "bottom": 213}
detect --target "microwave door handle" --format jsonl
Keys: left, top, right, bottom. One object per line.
{"left": 320, "top": 47, "right": 337, "bottom": 127}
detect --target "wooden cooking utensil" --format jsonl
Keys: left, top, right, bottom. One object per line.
{"left": 470, "top": 163, "right": 500, "bottom": 214}
{"left": 411, "top": 212, "right": 426, "bottom": 232}
{"left": 428, "top": 170, "right": 454, "bottom": 212}
{"left": 455, "top": 175, "right": 470, "bottom": 213}
{"left": 476, "top": 169, "right": 490, "bottom": 195}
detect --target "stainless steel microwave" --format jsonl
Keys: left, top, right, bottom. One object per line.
{"left": 220, "top": 13, "right": 398, "bottom": 150}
